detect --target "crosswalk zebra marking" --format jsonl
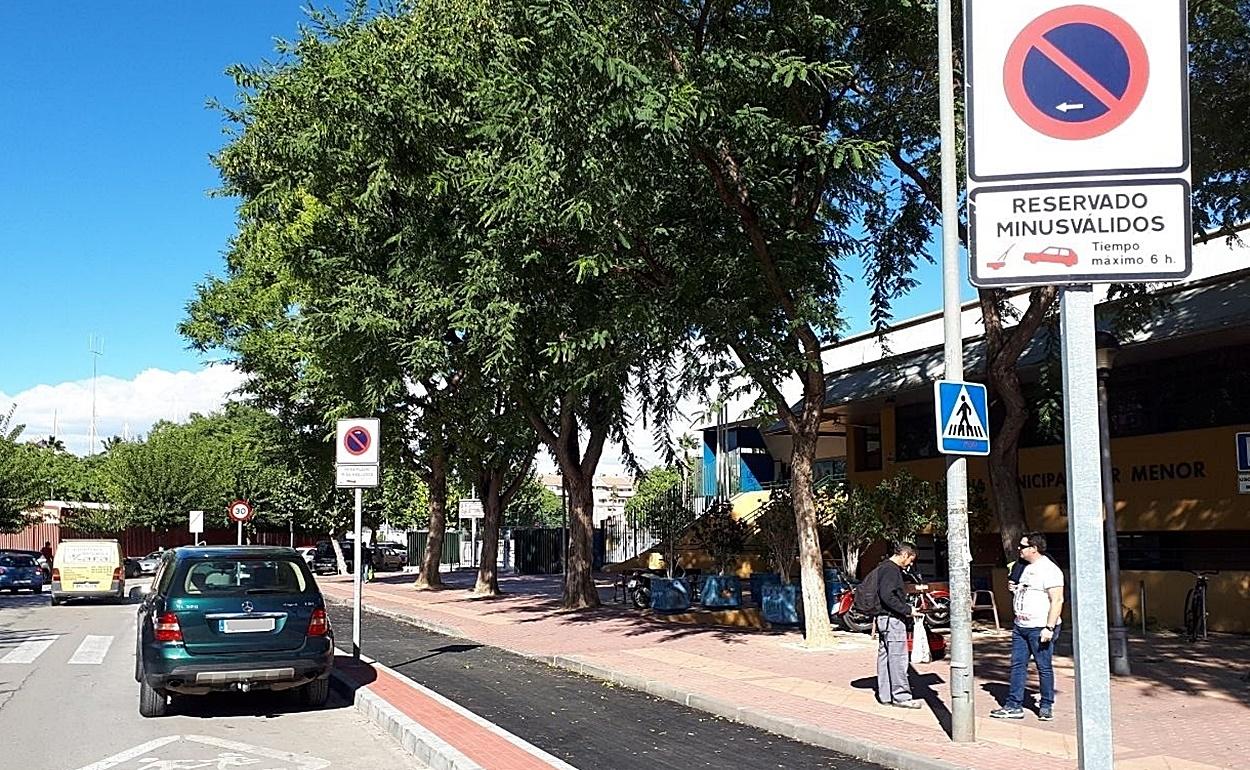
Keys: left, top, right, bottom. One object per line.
{"left": 0, "top": 635, "right": 60, "bottom": 664}
{"left": 68, "top": 634, "right": 114, "bottom": 665}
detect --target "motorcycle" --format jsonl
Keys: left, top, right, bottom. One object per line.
{"left": 830, "top": 568, "right": 874, "bottom": 633}
{"left": 904, "top": 567, "right": 951, "bottom": 628}
{"left": 625, "top": 570, "right": 653, "bottom": 609}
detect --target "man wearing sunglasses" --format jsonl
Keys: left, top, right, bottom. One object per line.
{"left": 991, "top": 531, "right": 1065, "bottom": 721}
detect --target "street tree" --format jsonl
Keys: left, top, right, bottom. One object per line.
{"left": 0, "top": 407, "right": 43, "bottom": 533}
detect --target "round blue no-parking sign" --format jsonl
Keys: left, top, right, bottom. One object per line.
{"left": 1004, "top": 5, "right": 1149, "bottom": 140}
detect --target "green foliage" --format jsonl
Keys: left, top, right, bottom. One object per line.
{"left": 696, "top": 501, "right": 750, "bottom": 575}
{"left": 644, "top": 489, "right": 697, "bottom": 578}
{"left": 506, "top": 474, "right": 563, "bottom": 528}
{"left": 754, "top": 489, "right": 799, "bottom": 583}
{"left": 0, "top": 407, "right": 42, "bottom": 533}
{"left": 96, "top": 424, "right": 226, "bottom": 531}
{"left": 625, "top": 467, "right": 682, "bottom": 522}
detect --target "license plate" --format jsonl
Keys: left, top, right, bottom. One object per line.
{"left": 221, "top": 618, "right": 275, "bottom": 633}
{"left": 74, "top": 581, "right": 98, "bottom": 589}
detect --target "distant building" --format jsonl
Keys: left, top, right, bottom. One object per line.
{"left": 539, "top": 474, "right": 636, "bottom": 527}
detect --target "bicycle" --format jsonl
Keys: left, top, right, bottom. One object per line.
{"left": 1182, "top": 570, "right": 1218, "bottom": 642}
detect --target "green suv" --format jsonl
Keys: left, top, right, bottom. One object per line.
{"left": 135, "top": 546, "right": 334, "bottom": 717}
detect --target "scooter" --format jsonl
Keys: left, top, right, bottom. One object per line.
{"left": 625, "top": 570, "right": 652, "bottom": 609}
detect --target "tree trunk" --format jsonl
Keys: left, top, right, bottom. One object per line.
{"left": 986, "top": 361, "right": 1030, "bottom": 562}
{"left": 791, "top": 401, "right": 836, "bottom": 649}
{"left": 979, "top": 286, "right": 1057, "bottom": 564}
{"left": 414, "top": 450, "right": 448, "bottom": 590}
{"left": 473, "top": 473, "right": 503, "bottom": 597}
{"left": 561, "top": 472, "right": 599, "bottom": 608}
{"left": 330, "top": 531, "right": 348, "bottom": 575}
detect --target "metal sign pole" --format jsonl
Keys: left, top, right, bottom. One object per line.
{"left": 353, "top": 487, "right": 363, "bottom": 660}
{"left": 1060, "top": 285, "right": 1115, "bottom": 769}
{"left": 237, "top": 520, "right": 243, "bottom": 546}
{"left": 939, "top": 0, "right": 975, "bottom": 743}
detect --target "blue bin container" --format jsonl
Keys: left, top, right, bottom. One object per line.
{"left": 701, "top": 575, "right": 742, "bottom": 608}
{"left": 650, "top": 576, "right": 692, "bottom": 612}
{"left": 749, "top": 573, "right": 782, "bottom": 606}
{"left": 762, "top": 583, "right": 799, "bottom": 625}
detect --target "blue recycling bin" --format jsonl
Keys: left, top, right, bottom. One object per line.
{"left": 762, "top": 583, "right": 799, "bottom": 625}
{"left": 749, "top": 572, "right": 782, "bottom": 606}
{"left": 650, "top": 576, "right": 692, "bottom": 612}
{"left": 701, "top": 575, "right": 742, "bottom": 608}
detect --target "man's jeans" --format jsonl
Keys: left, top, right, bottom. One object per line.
{"left": 1006, "top": 623, "right": 1059, "bottom": 709}
{"left": 876, "top": 615, "right": 912, "bottom": 703}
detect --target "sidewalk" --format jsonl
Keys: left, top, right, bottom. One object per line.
{"left": 322, "top": 570, "right": 1250, "bottom": 770}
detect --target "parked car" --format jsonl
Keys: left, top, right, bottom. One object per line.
{"left": 296, "top": 547, "right": 316, "bottom": 567}
{"left": 124, "top": 557, "right": 144, "bottom": 578}
{"left": 0, "top": 553, "right": 46, "bottom": 593}
{"left": 311, "top": 540, "right": 370, "bottom": 575}
{"left": 372, "top": 543, "right": 407, "bottom": 571}
{"left": 134, "top": 545, "right": 333, "bottom": 717}
{"left": 134, "top": 551, "right": 163, "bottom": 576}
{"left": 1, "top": 548, "right": 49, "bottom": 581}
{"left": 51, "top": 539, "right": 126, "bottom": 605}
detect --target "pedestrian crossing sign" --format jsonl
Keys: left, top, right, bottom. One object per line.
{"left": 934, "top": 380, "right": 991, "bottom": 456}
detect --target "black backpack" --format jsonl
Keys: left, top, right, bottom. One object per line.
{"left": 852, "top": 564, "right": 883, "bottom": 615}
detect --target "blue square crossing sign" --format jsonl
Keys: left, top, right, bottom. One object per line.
{"left": 934, "top": 380, "right": 991, "bottom": 456}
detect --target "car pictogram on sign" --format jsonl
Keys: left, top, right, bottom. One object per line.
{"left": 1023, "top": 246, "right": 1079, "bottom": 267}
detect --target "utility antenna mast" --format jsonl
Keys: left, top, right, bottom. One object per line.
{"left": 88, "top": 335, "right": 104, "bottom": 455}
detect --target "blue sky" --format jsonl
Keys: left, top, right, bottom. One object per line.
{"left": 0, "top": 2, "right": 324, "bottom": 395}
{"left": 0, "top": 2, "right": 968, "bottom": 454}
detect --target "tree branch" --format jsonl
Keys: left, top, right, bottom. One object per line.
{"left": 1193, "top": 220, "right": 1250, "bottom": 245}
{"left": 728, "top": 339, "right": 801, "bottom": 435}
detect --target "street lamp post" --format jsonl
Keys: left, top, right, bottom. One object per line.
{"left": 1096, "top": 330, "right": 1131, "bottom": 676}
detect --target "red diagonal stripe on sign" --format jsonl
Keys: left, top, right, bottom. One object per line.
{"left": 1031, "top": 33, "right": 1123, "bottom": 111}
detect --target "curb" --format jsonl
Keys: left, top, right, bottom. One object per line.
{"left": 332, "top": 593, "right": 969, "bottom": 770}
{"left": 325, "top": 593, "right": 465, "bottom": 638}
{"left": 329, "top": 662, "right": 486, "bottom": 770}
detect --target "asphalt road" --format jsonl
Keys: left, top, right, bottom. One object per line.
{"left": 329, "top": 604, "right": 891, "bottom": 770}
{"left": 0, "top": 582, "right": 422, "bottom": 770}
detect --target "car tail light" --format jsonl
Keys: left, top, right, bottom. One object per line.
{"left": 154, "top": 612, "right": 183, "bottom": 642}
{"left": 113, "top": 566, "right": 123, "bottom": 581}
{"left": 307, "top": 608, "right": 330, "bottom": 637}
{"left": 51, "top": 568, "right": 60, "bottom": 582}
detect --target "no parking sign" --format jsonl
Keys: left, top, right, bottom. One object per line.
{"left": 965, "top": 1, "right": 1191, "bottom": 288}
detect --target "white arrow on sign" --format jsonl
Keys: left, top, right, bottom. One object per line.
{"left": 1055, "top": 102, "right": 1085, "bottom": 112}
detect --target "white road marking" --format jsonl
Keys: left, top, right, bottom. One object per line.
{"left": 68, "top": 634, "right": 114, "bottom": 665}
{"left": 72, "top": 735, "right": 330, "bottom": 770}
{"left": 0, "top": 635, "right": 59, "bottom": 664}
{"left": 71, "top": 736, "right": 181, "bottom": 770}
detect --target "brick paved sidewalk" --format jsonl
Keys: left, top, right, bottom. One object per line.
{"left": 321, "top": 570, "right": 1250, "bottom": 770}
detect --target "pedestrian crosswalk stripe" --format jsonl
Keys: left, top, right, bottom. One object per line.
{"left": 68, "top": 635, "right": 114, "bottom": 665}
{"left": 0, "top": 635, "right": 59, "bottom": 664}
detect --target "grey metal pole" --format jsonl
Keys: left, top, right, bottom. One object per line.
{"left": 1097, "top": 365, "right": 1131, "bottom": 675}
{"left": 938, "top": 0, "right": 975, "bottom": 744}
{"left": 353, "top": 487, "right": 363, "bottom": 660}
{"left": 1060, "top": 286, "right": 1115, "bottom": 769}
{"left": 237, "top": 520, "right": 243, "bottom": 547}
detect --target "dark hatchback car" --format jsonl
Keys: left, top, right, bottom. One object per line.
{"left": 135, "top": 546, "right": 333, "bottom": 718}
{"left": 311, "top": 540, "right": 370, "bottom": 575}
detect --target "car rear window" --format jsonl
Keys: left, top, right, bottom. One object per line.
{"left": 180, "top": 559, "right": 310, "bottom": 596}
{"left": 1, "top": 555, "right": 35, "bottom": 568}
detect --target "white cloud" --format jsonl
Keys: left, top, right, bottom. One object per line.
{"left": 1, "top": 366, "right": 246, "bottom": 455}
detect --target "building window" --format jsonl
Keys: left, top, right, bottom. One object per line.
{"left": 894, "top": 402, "right": 940, "bottom": 462}
{"left": 1108, "top": 344, "right": 1250, "bottom": 437}
{"left": 855, "top": 425, "right": 882, "bottom": 472}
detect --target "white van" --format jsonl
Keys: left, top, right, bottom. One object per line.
{"left": 51, "top": 539, "right": 126, "bottom": 604}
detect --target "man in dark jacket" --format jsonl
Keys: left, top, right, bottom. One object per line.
{"left": 870, "top": 541, "right": 920, "bottom": 708}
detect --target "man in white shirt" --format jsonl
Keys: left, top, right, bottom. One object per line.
{"left": 991, "top": 531, "right": 1064, "bottom": 721}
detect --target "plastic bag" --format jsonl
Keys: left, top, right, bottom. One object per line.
{"left": 911, "top": 613, "right": 932, "bottom": 665}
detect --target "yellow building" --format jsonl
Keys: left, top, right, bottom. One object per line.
{"left": 762, "top": 269, "right": 1250, "bottom": 632}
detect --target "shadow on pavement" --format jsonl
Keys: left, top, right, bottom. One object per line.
{"left": 169, "top": 688, "right": 350, "bottom": 720}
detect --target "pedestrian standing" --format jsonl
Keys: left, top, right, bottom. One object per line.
{"left": 991, "top": 531, "right": 1065, "bottom": 721}
{"left": 40, "top": 541, "right": 53, "bottom": 562}
{"left": 856, "top": 541, "right": 922, "bottom": 709}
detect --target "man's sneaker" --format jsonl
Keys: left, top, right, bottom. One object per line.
{"left": 892, "top": 699, "right": 923, "bottom": 709}
{"left": 1039, "top": 707, "right": 1054, "bottom": 721}
{"left": 990, "top": 707, "right": 1025, "bottom": 719}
